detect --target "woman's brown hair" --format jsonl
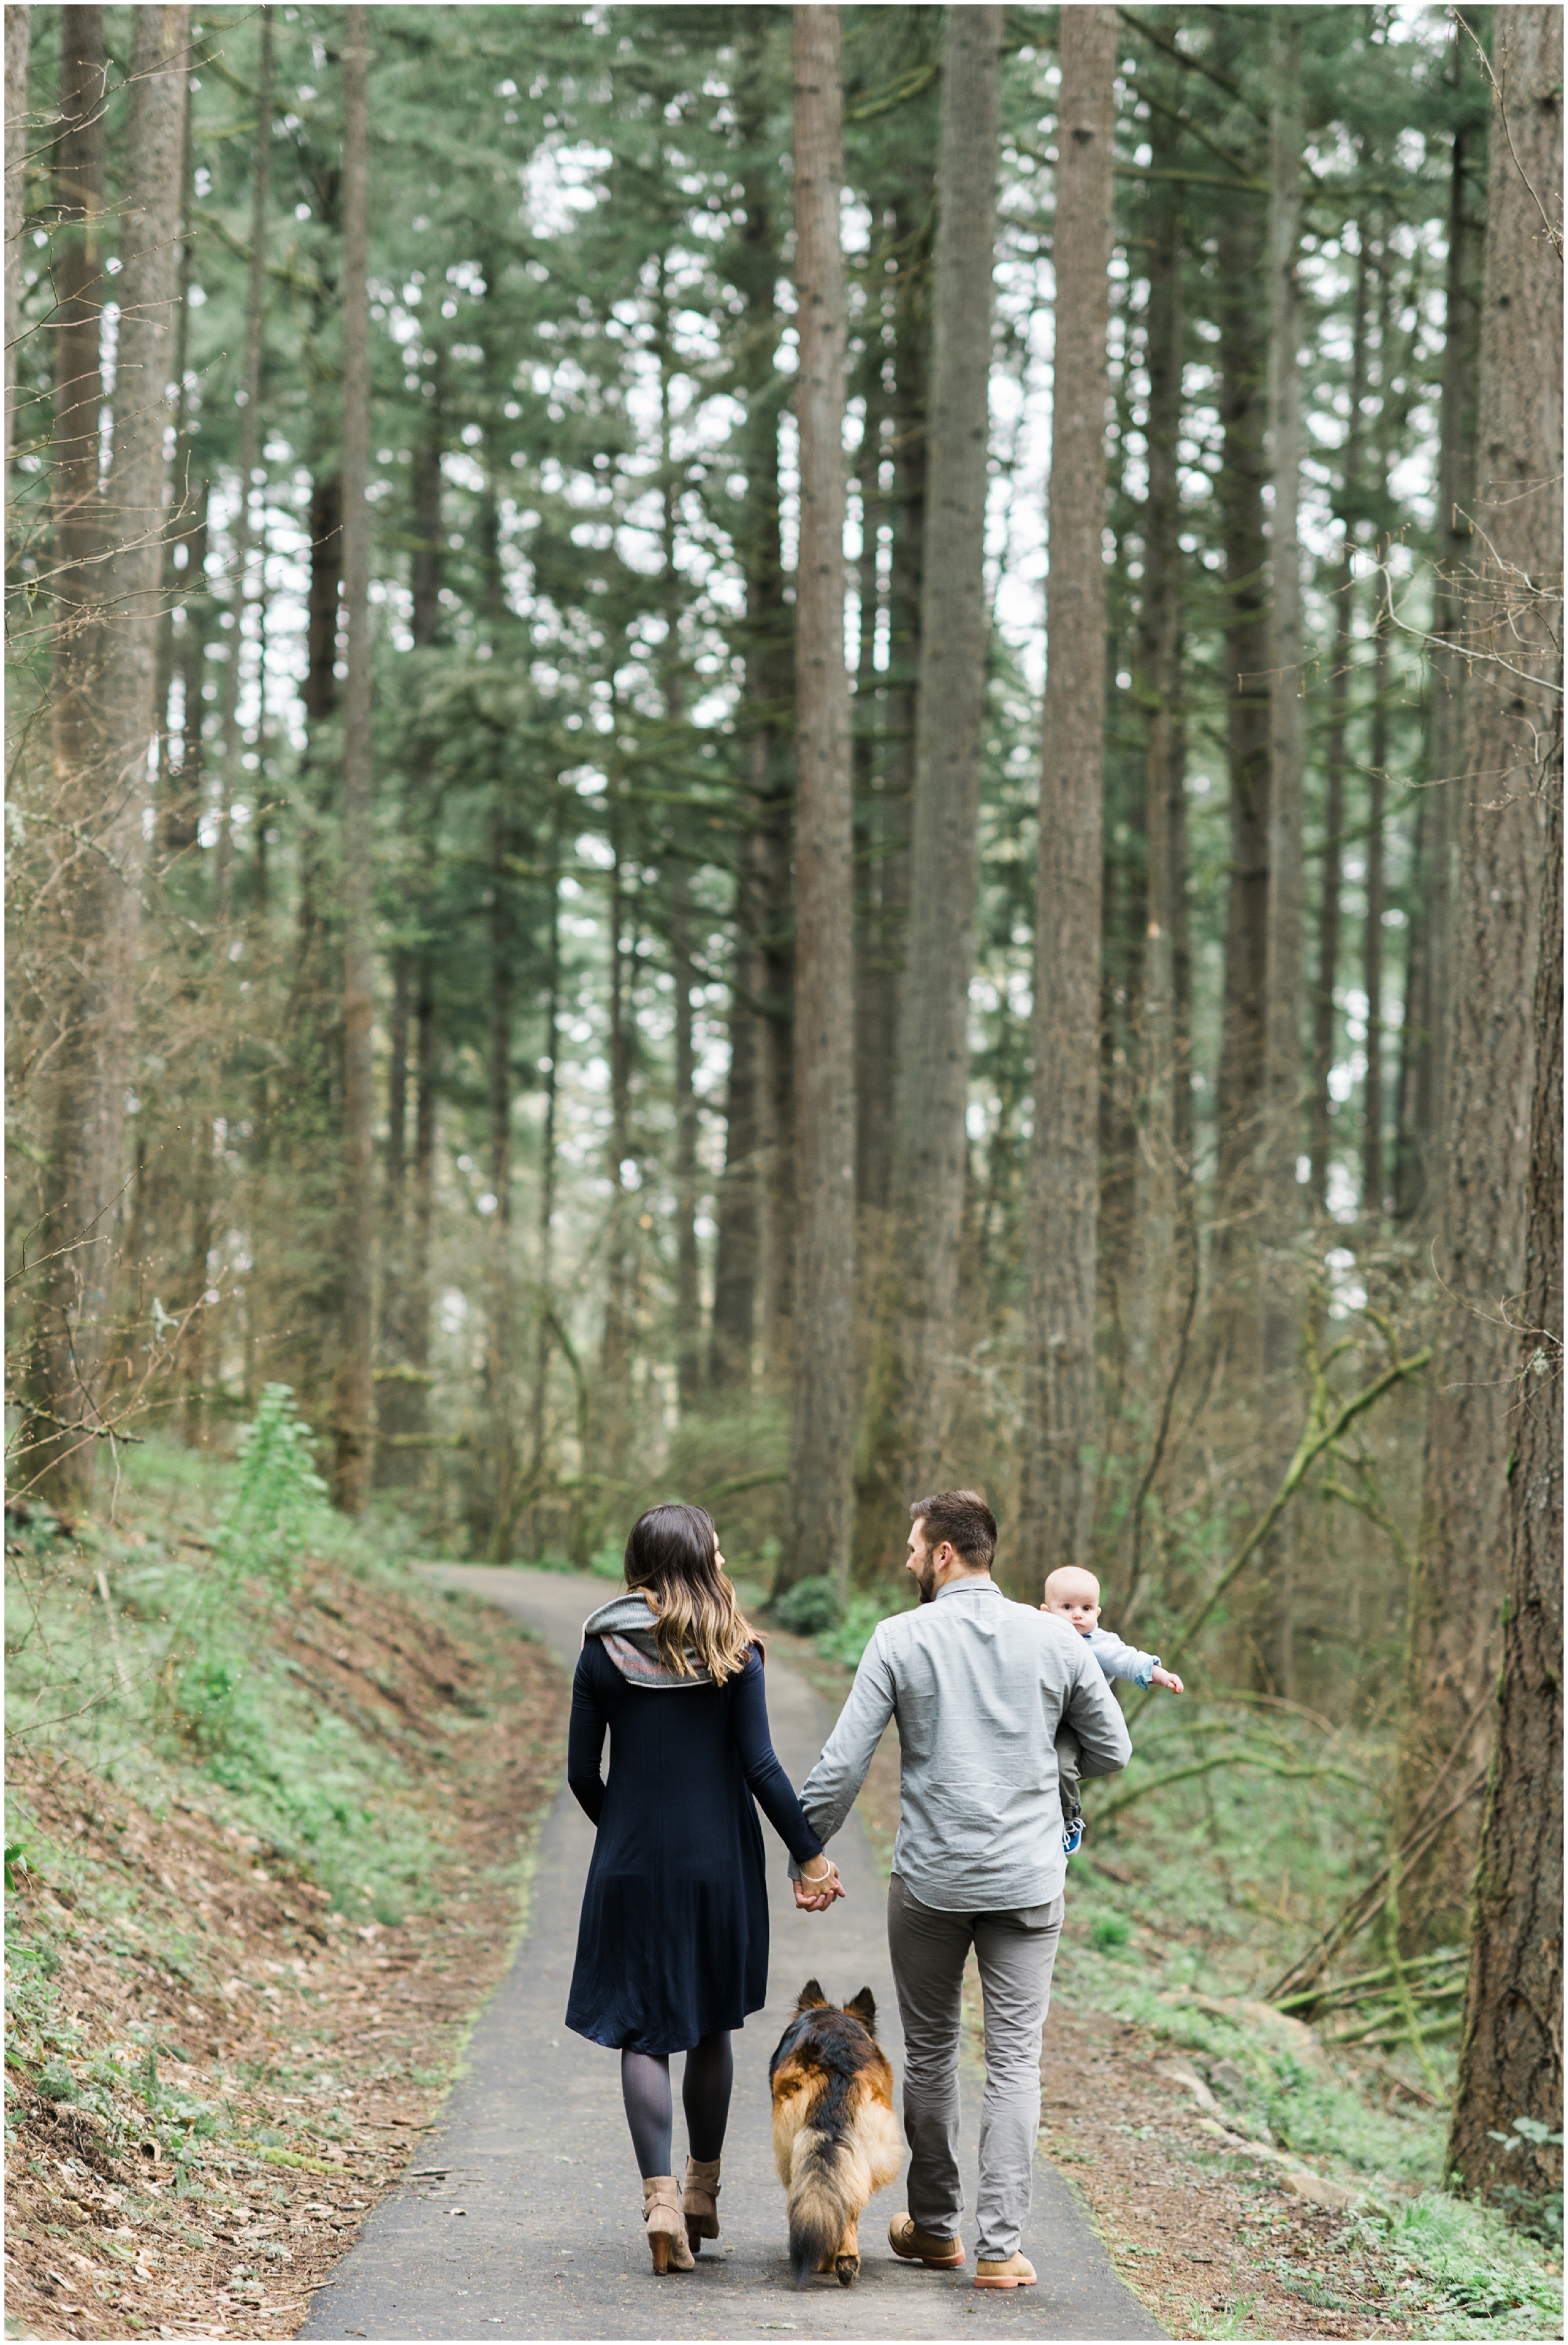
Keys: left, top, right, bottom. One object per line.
{"left": 623, "top": 1502, "right": 758, "bottom": 1684}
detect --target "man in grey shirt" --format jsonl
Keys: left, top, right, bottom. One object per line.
{"left": 793, "top": 1489, "right": 1131, "bottom": 2290}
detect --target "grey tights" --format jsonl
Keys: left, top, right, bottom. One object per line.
{"left": 620, "top": 2030, "right": 733, "bottom": 2177}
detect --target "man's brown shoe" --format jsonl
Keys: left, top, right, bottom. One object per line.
{"left": 975, "top": 2252, "right": 1037, "bottom": 2289}
{"left": 888, "top": 2214, "right": 965, "bottom": 2268}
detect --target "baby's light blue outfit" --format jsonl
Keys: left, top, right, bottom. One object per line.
{"left": 1081, "top": 1624, "right": 1163, "bottom": 1691}
{"left": 1056, "top": 1622, "right": 1163, "bottom": 1848}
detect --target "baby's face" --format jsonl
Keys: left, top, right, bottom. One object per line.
{"left": 1042, "top": 1577, "right": 1101, "bottom": 1635}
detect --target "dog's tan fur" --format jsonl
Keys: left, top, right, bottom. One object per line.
{"left": 769, "top": 1981, "right": 903, "bottom": 2286}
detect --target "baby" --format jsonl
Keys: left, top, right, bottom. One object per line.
{"left": 1041, "top": 1565, "right": 1184, "bottom": 1854}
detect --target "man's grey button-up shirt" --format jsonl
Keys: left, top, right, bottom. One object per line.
{"left": 797, "top": 1576, "right": 1133, "bottom": 1913}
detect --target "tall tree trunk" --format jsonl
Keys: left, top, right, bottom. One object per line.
{"left": 671, "top": 868, "right": 702, "bottom": 1412}
{"left": 854, "top": 196, "right": 924, "bottom": 1225}
{"left": 1017, "top": 5, "right": 1116, "bottom": 1585}
{"left": 376, "top": 383, "right": 444, "bottom": 1487}
{"left": 485, "top": 794, "right": 517, "bottom": 1556}
{"left": 784, "top": 3, "right": 856, "bottom": 1595}
{"left": 600, "top": 788, "right": 636, "bottom": 1485}
{"left": 1362, "top": 618, "right": 1390, "bottom": 1217}
{"left": 530, "top": 860, "right": 561, "bottom": 1494}
{"left": 163, "top": 472, "right": 208, "bottom": 857}
{"left": 329, "top": 4, "right": 374, "bottom": 1512}
{"left": 710, "top": 922, "right": 759, "bottom": 1392}
{"left": 1211, "top": 133, "right": 1270, "bottom": 1353}
{"left": 4, "top": 4, "right": 31, "bottom": 474}
{"left": 1392, "top": 792, "right": 1429, "bottom": 1220}
{"left": 713, "top": 127, "right": 768, "bottom": 1404}
{"left": 1258, "top": 11, "right": 1310, "bottom": 1708}
{"left": 657, "top": 304, "right": 702, "bottom": 1415}
{"left": 1261, "top": 6, "right": 1306, "bottom": 1404}
{"left": 151, "top": 76, "right": 200, "bottom": 873}
{"left": 26, "top": 7, "right": 188, "bottom": 1505}
{"left": 856, "top": 4, "right": 1002, "bottom": 1573}
{"left": 852, "top": 379, "right": 889, "bottom": 1218}
{"left": 731, "top": 36, "right": 796, "bottom": 1387}
{"left": 1131, "top": 142, "right": 1189, "bottom": 1411}
{"left": 213, "top": 3, "right": 272, "bottom": 926}
{"left": 386, "top": 951, "right": 408, "bottom": 1219}
{"left": 1446, "top": 681, "right": 1562, "bottom": 2210}
{"left": 409, "top": 957, "right": 437, "bottom": 1428}
{"left": 1406, "top": 115, "right": 1481, "bottom": 1224}
{"left": 1311, "top": 231, "right": 1370, "bottom": 1211}
{"left": 1394, "top": 1, "right": 1559, "bottom": 1942}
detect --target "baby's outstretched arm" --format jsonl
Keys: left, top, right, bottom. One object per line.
{"left": 1150, "top": 1664, "right": 1184, "bottom": 1693}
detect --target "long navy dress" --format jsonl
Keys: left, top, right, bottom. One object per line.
{"left": 564, "top": 1638, "right": 824, "bottom": 2055}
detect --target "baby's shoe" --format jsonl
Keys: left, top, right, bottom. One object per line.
{"left": 1062, "top": 1816, "right": 1084, "bottom": 1856}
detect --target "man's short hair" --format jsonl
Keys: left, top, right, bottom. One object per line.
{"left": 909, "top": 1489, "right": 997, "bottom": 1573}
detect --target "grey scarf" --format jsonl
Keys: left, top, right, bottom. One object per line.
{"left": 582, "top": 1590, "right": 713, "bottom": 1689}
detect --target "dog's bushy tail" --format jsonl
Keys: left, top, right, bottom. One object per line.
{"left": 787, "top": 2133, "right": 849, "bottom": 2286}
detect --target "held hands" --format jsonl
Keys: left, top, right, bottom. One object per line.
{"left": 793, "top": 1856, "right": 846, "bottom": 1913}
{"left": 1150, "top": 1665, "right": 1184, "bottom": 1693}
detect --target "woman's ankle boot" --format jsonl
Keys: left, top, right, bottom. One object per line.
{"left": 642, "top": 2176, "right": 696, "bottom": 2273}
{"left": 683, "top": 2155, "right": 721, "bottom": 2253}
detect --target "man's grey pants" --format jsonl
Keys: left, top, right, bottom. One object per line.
{"left": 887, "top": 1874, "right": 1064, "bottom": 2261}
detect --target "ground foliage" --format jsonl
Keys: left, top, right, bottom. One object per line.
{"left": 4, "top": 1437, "right": 568, "bottom": 2339}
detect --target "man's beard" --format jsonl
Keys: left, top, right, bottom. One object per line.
{"left": 912, "top": 1557, "right": 939, "bottom": 1605}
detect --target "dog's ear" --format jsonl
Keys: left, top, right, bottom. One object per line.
{"left": 795, "top": 1977, "right": 828, "bottom": 2010}
{"left": 844, "top": 1986, "right": 877, "bottom": 2029}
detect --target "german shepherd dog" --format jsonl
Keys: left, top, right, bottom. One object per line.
{"left": 769, "top": 1980, "right": 903, "bottom": 2286}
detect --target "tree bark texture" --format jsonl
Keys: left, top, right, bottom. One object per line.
{"left": 710, "top": 913, "right": 760, "bottom": 1390}
{"left": 1405, "top": 120, "right": 1481, "bottom": 1224}
{"left": 375, "top": 414, "right": 442, "bottom": 1486}
{"left": 856, "top": 4, "right": 1001, "bottom": 1566}
{"left": 1363, "top": 614, "right": 1391, "bottom": 1215}
{"left": 1395, "top": 1, "right": 1561, "bottom": 1940}
{"left": 1018, "top": 4, "right": 1116, "bottom": 1582}
{"left": 1311, "top": 234, "right": 1370, "bottom": 1212}
{"left": 1212, "top": 167, "right": 1270, "bottom": 1339}
{"left": 1258, "top": 22, "right": 1310, "bottom": 1703}
{"left": 26, "top": 8, "right": 188, "bottom": 1505}
{"left": 1132, "top": 134, "right": 1192, "bottom": 1400}
{"left": 1263, "top": 9, "right": 1305, "bottom": 1395}
{"left": 731, "top": 44, "right": 797, "bottom": 1385}
{"left": 786, "top": 3, "right": 856, "bottom": 1593}
{"left": 4, "top": 3, "right": 30, "bottom": 473}
{"left": 1446, "top": 705, "right": 1562, "bottom": 2211}
{"left": 213, "top": 3, "right": 272, "bottom": 918}
{"left": 529, "top": 872, "right": 561, "bottom": 1489}
{"left": 853, "top": 203, "right": 923, "bottom": 1222}
{"left": 671, "top": 866, "right": 702, "bottom": 1412}
{"left": 329, "top": 5, "right": 374, "bottom": 1512}
{"left": 600, "top": 799, "right": 637, "bottom": 1483}
{"left": 485, "top": 794, "right": 517, "bottom": 1556}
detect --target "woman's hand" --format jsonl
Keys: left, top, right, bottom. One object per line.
{"left": 794, "top": 1856, "right": 845, "bottom": 1911}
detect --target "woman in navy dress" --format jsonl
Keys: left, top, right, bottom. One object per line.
{"left": 565, "top": 1502, "right": 842, "bottom": 2273}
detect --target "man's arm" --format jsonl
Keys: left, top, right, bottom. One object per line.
{"left": 1064, "top": 1644, "right": 1133, "bottom": 1779}
{"left": 791, "top": 1625, "right": 898, "bottom": 1864}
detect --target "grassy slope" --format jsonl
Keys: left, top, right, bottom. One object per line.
{"left": 4, "top": 1428, "right": 568, "bottom": 2339}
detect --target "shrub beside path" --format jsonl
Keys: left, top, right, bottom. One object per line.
{"left": 302, "top": 1565, "right": 1166, "bottom": 2342}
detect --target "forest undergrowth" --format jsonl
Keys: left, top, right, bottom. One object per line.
{"left": 3, "top": 1416, "right": 568, "bottom": 2340}
{"left": 4, "top": 1411, "right": 1559, "bottom": 2342}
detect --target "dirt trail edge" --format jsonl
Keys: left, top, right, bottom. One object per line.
{"left": 302, "top": 1566, "right": 1166, "bottom": 2342}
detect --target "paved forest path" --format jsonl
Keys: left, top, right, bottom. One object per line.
{"left": 302, "top": 1566, "right": 1165, "bottom": 2342}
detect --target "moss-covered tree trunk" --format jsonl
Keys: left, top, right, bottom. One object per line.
{"left": 1396, "top": 0, "right": 1560, "bottom": 1941}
